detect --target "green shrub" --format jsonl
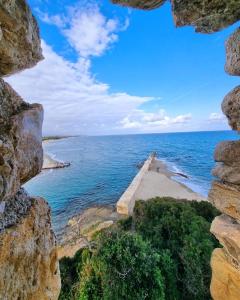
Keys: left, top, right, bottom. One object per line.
{"left": 80, "top": 230, "right": 165, "bottom": 300}
{"left": 59, "top": 198, "right": 219, "bottom": 300}
{"left": 133, "top": 198, "right": 219, "bottom": 299}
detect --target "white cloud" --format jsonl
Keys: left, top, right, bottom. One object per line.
{"left": 119, "top": 110, "right": 192, "bottom": 130}
{"left": 208, "top": 112, "right": 226, "bottom": 122}
{"left": 6, "top": 41, "right": 152, "bottom": 135}
{"left": 37, "top": 3, "right": 129, "bottom": 58}
{"left": 36, "top": 9, "right": 67, "bottom": 27}
{"left": 63, "top": 5, "right": 119, "bottom": 57}
{"left": 6, "top": 3, "right": 192, "bottom": 136}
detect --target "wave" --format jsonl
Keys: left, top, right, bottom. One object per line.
{"left": 159, "top": 157, "right": 208, "bottom": 198}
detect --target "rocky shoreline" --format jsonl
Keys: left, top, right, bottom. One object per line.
{"left": 42, "top": 153, "right": 70, "bottom": 170}
{"left": 57, "top": 205, "right": 121, "bottom": 258}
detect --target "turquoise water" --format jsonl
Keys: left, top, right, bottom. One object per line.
{"left": 25, "top": 131, "right": 238, "bottom": 234}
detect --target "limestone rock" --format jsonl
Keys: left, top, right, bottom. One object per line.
{"left": 0, "top": 196, "right": 61, "bottom": 300}
{"left": 222, "top": 86, "right": 240, "bottom": 131}
{"left": 0, "top": 0, "right": 43, "bottom": 76}
{"left": 210, "top": 248, "right": 240, "bottom": 300}
{"left": 111, "top": 0, "right": 166, "bottom": 10}
{"left": 225, "top": 27, "right": 240, "bottom": 76}
{"left": 215, "top": 140, "right": 240, "bottom": 165}
{"left": 11, "top": 103, "right": 43, "bottom": 184}
{"left": 0, "top": 79, "right": 43, "bottom": 202}
{"left": 112, "top": 0, "right": 240, "bottom": 33}
{"left": 209, "top": 181, "right": 240, "bottom": 221}
{"left": 211, "top": 214, "right": 240, "bottom": 268}
{"left": 212, "top": 163, "right": 240, "bottom": 185}
{"left": 42, "top": 153, "right": 70, "bottom": 170}
{"left": 0, "top": 188, "right": 31, "bottom": 232}
{"left": 171, "top": 0, "right": 240, "bottom": 33}
{"left": 58, "top": 206, "right": 119, "bottom": 258}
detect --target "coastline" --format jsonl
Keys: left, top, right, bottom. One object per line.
{"left": 42, "top": 138, "right": 71, "bottom": 170}
{"left": 42, "top": 153, "right": 70, "bottom": 170}
{"left": 58, "top": 154, "right": 206, "bottom": 258}
{"left": 117, "top": 154, "right": 206, "bottom": 215}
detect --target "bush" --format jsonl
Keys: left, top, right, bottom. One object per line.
{"left": 133, "top": 198, "right": 219, "bottom": 299}
{"left": 59, "top": 198, "right": 219, "bottom": 300}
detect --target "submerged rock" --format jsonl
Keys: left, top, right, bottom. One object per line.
{"left": 225, "top": 27, "right": 240, "bottom": 76}
{"left": 222, "top": 86, "right": 240, "bottom": 131}
{"left": 0, "top": 0, "right": 43, "bottom": 76}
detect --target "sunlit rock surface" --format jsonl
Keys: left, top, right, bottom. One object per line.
{"left": 0, "top": 0, "right": 43, "bottom": 76}
{"left": 211, "top": 215, "right": 240, "bottom": 268}
{"left": 209, "top": 181, "right": 240, "bottom": 221}
{"left": 211, "top": 248, "right": 240, "bottom": 300}
{"left": 0, "top": 196, "right": 61, "bottom": 300}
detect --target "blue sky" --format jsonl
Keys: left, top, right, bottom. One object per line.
{"left": 7, "top": 0, "right": 240, "bottom": 135}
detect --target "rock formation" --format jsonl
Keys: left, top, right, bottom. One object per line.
{"left": 222, "top": 85, "right": 240, "bottom": 131}
{"left": 111, "top": 0, "right": 166, "bottom": 10}
{"left": 225, "top": 28, "right": 240, "bottom": 76}
{"left": 0, "top": 196, "right": 60, "bottom": 300}
{"left": 111, "top": 1, "right": 240, "bottom": 299}
{"left": 209, "top": 26, "right": 240, "bottom": 298}
{"left": 211, "top": 248, "right": 240, "bottom": 300}
{"left": 0, "top": 1, "right": 60, "bottom": 299}
{"left": 0, "top": 0, "right": 43, "bottom": 76}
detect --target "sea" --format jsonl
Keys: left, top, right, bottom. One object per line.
{"left": 25, "top": 131, "right": 238, "bottom": 234}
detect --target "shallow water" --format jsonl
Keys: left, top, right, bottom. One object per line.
{"left": 25, "top": 131, "right": 238, "bottom": 233}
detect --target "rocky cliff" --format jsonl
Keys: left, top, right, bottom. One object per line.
{"left": 112, "top": 1, "right": 240, "bottom": 299}
{"left": 0, "top": 1, "right": 60, "bottom": 299}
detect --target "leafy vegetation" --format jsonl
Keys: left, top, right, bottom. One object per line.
{"left": 59, "top": 197, "right": 219, "bottom": 300}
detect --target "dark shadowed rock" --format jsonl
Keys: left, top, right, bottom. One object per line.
{"left": 222, "top": 86, "right": 240, "bottom": 131}
{"left": 0, "top": 0, "right": 43, "bottom": 76}
{"left": 111, "top": 0, "right": 166, "bottom": 10}
{"left": 0, "top": 79, "right": 43, "bottom": 202}
{"left": 112, "top": 0, "right": 240, "bottom": 33}
{"left": 225, "top": 27, "right": 240, "bottom": 76}
{"left": 171, "top": 0, "right": 240, "bottom": 33}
